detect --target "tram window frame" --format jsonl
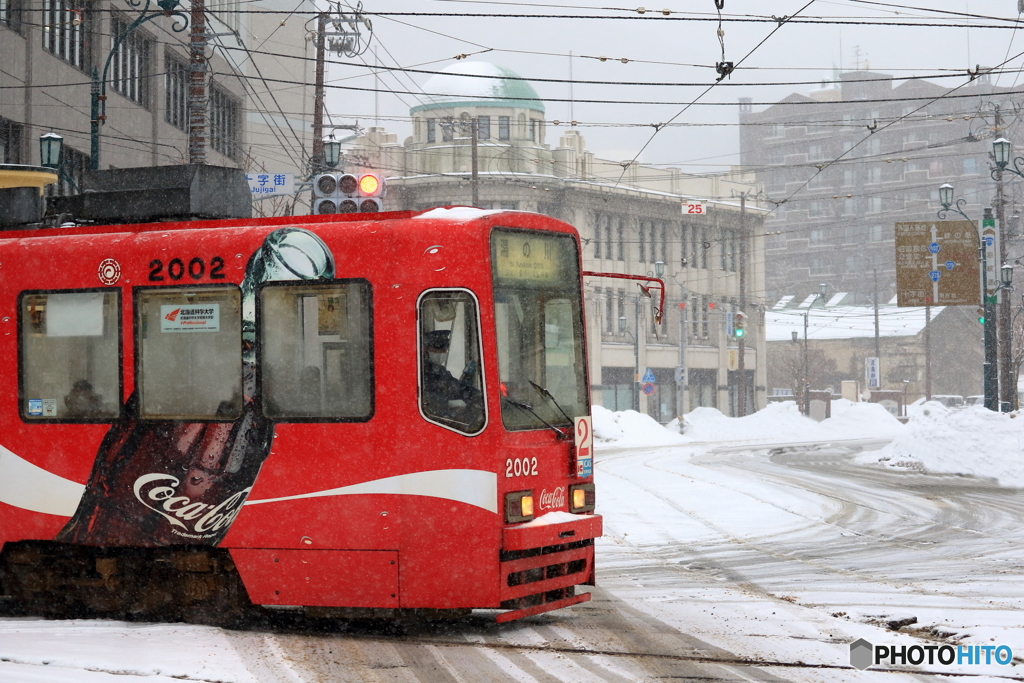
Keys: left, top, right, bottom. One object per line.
{"left": 257, "top": 279, "right": 374, "bottom": 423}
{"left": 134, "top": 284, "right": 243, "bottom": 421}
{"left": 417, "top": 288, "right": 487, "bottom": 436}
{"left": 18, "top": 288, "right": 123, "bottom": 423}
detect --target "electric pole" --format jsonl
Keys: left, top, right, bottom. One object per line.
{"left": 188, "top": 0, "right": 207, "bottom": 164}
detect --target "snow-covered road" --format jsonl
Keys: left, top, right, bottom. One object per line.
{"left": 597, "top": 436, "right": 1024, "bottom": 681}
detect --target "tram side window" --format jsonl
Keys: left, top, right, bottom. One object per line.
{"left": 20, "top": 291, "right": 120, "bottom": 420}
{"left": 261, "top": 281, "right": 372, "bottom": 420}
{"left": 419, "top": 290, "right": 485, "bottom": 434}
{"left": 137, "top": 287, "right": 242, "bottom": 420}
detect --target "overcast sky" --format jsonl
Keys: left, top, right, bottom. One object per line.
{"left": 321, "top": 1, "right": 1024, "bottom": 174}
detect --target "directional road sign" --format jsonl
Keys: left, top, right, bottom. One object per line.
{"left": 895, "top": 221, "right": 979, "bottom": 306}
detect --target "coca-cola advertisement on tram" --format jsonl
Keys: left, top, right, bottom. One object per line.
{"left": 54, "top": 228, "right": 336, "bottom": 546}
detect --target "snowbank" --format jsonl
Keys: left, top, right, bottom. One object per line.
{"left": 863, "top": 402, "right": 1024, "bottom": 487}
{"left": 595, "top": 397, "right": 1024, "bottom": 488}
{"left": 593, "top": 399, "right": 903, "bottom": 448}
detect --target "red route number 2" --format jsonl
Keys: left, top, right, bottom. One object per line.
{"left": 574, "top": 416, "right": 593, "bottom": 477}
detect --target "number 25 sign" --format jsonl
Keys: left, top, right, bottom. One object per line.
{"left": 683, "top": 202, "right": 705, "bottom": 215}
{"left": 574, "top": 416, "right": 594, "bottom": 477}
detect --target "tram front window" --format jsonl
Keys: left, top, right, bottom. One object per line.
{"left": 491, "top": 228, "right": 588, "bottom": 431}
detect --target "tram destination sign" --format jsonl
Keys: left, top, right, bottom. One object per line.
{"left": 895, "top": 221, "right": 979, "bottom": 307}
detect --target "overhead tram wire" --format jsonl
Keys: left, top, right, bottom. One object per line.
{"left": 211, "top": 46, "right": 1024, "bottom": 89}
{"left": 613, "top": 0, "right": 818, "bottom": 190}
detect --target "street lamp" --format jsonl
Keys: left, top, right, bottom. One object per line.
{"left": 991, "top": 138, "right": 1022, "bottom": 412}
{"left": 39, "top": 133, "right": 63, "bottom": 169}
{"left": 937, "top": 184, "right": 999, "bottom": 411}
{"left": 91, "top": 0, "right": 189, "bottom": 170}
{"left": 323, "top": 136, "right": 343, "bottom": 168}
{"left": 619, "top": 310, "right": 641, "bottom": 412}
{"left": 38, "top": 132, "right": 80, "bottom": 193}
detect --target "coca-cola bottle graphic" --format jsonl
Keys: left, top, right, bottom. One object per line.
{"left": 58, "top": 228, "right": 335, "bottom": 546}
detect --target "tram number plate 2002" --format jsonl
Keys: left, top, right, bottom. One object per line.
{"left": 149, "top": 257, "right": 227, "bottom": 281}
{"left": 505, "top": 457, "right": 538, "bottom": 478}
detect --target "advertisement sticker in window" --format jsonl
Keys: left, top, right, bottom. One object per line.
{"left": 159, "top": 304, "right": 220, "bottom": 332}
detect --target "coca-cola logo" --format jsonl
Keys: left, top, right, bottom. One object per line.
{"left": 538, "top": 487, "right": 566, "bottom": 511}
{"left": 133, "top": 473, "right": 250, "bottom": 538}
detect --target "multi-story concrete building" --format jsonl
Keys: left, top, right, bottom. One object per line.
{"left": 1, "top": 0, "right": 314, "bottom": 191}
{"left": 338, "top": 61, "right": 771, "bottom": 419}
{"left": 740, "top": 70, "right": 1024, "bottom": 305}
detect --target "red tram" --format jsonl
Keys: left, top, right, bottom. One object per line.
{"left": 0, "top": 206, "right": 601, "bottom": 623}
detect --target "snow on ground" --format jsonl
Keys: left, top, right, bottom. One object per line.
{"left": 597, "top": 399, "right": 1024, "bottom": 488}
{"left": 860, "top": 402, "right": 1024, "bottom": 487}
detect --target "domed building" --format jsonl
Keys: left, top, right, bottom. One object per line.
{"left": 405, "top": 62, "right": 553, "bottom": 177}
{"left": 341, "top": 62, "right": 771, "bottom": 419}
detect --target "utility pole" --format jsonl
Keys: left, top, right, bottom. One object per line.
{"left": 737, "top": 193, "right": 747, "bottom": 416}
{"left": 925, "top": 304, "right": 932, "bottom": 400}
{"left": 873, "top": 268, "right": 880, "bottom": 363}
{"left": 677, "top": 286, "right": 688, "bottom": 420}
{"left": 995, "top": 105, "right": 1013, "bottom": 411}
{"left": 311, "top": 11, "right": 327, "bottom": 174}
{"left": 188, "top": 0, "right": 207, "bottom": 164}
{"left": 471, "top": 117, "right": 479, "bottom": 206}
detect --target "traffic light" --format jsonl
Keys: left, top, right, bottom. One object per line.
{"left": 734, "top": 311, "right": 746, "bottom": 338}
{"left": 356, "top": 173, "right": 385, "bottom": 212}
{"left": 977, "top": 307, "right": 985, "bottom": 324}
{"left": 312, "top": 172, "right": 386, "bottom": 214}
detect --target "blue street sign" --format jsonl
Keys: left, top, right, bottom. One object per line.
{"left": 945, "top": 260, "right": 955, "bottom": 270}
{"left": 986, "top": 236, "right": 995, "bottom": 247}
{"left": 929, "top": 270, "right": 941, "bottom": 282}
{"left": 642, "top": 368, "right": 656, "bottom": 383}
{"left": 928, "top": 242, "right": 940, "bottom": 254}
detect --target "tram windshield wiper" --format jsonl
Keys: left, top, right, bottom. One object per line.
{"left": 501, "top": 396, "right": 571, "bottom": 440}
{"left": 528, "top": 380, "right": 573, "bottom": 424}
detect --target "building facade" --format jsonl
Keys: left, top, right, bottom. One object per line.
{"left": 740, "top": 70, "right": 1024, "bottom": 306}
{"left": 1, "top": 0, "right": 314, "bottom": 190}
{"left": 340, "top": 62, "right": 771, "bottom": 419}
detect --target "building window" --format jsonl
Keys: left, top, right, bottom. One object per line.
{"left": 42, "top": 0, "right": 92, "bottom": 71}
{"left": 963, "top": 158, "right": 978, "bottom": 175}
{"left": 1, "top": 0, "right": 24, "bottom": 34}
{"left": 638, "top": 221, "right": 647, "bottom": 263}
{"left": 441, "top": 119, "right": 453, "bottom": 142}
{"left": 426, "top": 118, "right": 435, "bottom": 143}
{"left": 477, "top": 115, "right": 490, "bottom": 140}
{"left": 617, "top": 220, "right": 624, "bottom": 261}
{"left": 498, "top": 116, "right": 510, "bottom": 141}
{"left": 164, "top": 53, "right": 188, "bottom": 131}
{"left": 209, "top": 82, "right": 241, "bottom": 160}
{"left": 594, "top": 219, "right": 602, "bottom": 259}
{"left": 109, "top": 15, "right": 151, "bottom": 106}
{"left": 1, "top": 116, "right": 21, "bottom": 163}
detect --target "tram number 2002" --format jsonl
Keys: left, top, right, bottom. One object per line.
{"left": 505, "top": 457, "right": 538, "bottom": 478}
{"left": 149, "top": 256, "right": 226, "bottom": 281}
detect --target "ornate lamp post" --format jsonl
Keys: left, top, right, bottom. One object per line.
{"left": 992, "top": 138, "right": 1023, "bottom": 410}
{"left": 91, "top": 0, "right": 189, "bottom": 170}
{"left": 939, "top": 183, "right": 998, "bottom": 410}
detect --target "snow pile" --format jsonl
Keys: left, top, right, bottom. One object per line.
{"left": 594, "top": 399, "right": 903, "bottom": 448}
{"left": 591, "top": 405, "right": 689, "bottom": 447}
{"left": 865, "top": 402, "right": 1024, "bottom": 487}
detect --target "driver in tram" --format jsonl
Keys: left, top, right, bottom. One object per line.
{"left": 422, "top": 329, "right": 479, "bottom": 421}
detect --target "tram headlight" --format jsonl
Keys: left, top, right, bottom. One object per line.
{"left": 505, "top": 490, "right": 535, "bottom": 523}
{"left": 569, "top": 483, "right": 595, "bottom": 513}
